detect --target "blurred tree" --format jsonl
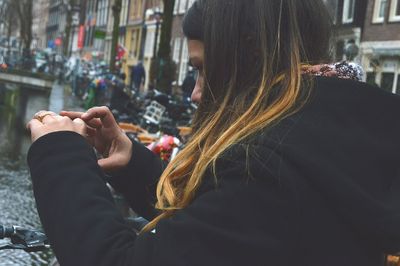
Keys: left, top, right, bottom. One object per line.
{"left": 110, "top": 0, "right": 123, "bottom": 73}
{"left": 150, "top": 0, "right": 176, "bottom": 94}
{"left": 0, "top": 1, "right": 18, "bottom": 59}
{"left": 64, "top": 0, "right": 78, "bottom": 57}
{"left": 10, "top": 0, "right": 33, "bottom": 69}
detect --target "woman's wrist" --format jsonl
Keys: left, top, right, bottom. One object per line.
{"left": 119, "top": 134, "right": 134, "bottom": 169}
{"left": 103, "top": 134, "right": 133, "bottom": 175}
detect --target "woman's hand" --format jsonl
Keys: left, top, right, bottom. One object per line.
{"left": 27, "top": 111, "right": 87, "bottom": 143}
{"left": 60, "top": 106, "right": 133, "bottom": 173}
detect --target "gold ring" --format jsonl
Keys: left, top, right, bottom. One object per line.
{"left": 34, "top": 111, "right": 56, "bottom": 123}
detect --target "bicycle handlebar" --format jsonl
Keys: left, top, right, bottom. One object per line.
{"left": 0, "top": 225, "right": 49, "bottom": 252}
{"left": 0, "top": 225, "right": 15, "bottom": 239}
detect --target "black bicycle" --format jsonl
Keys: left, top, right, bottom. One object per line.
{"left": 4, "top": 221, "right": 399, "bottom": 265}
{"left": 0, "top": 215, "right": 148, "bottom": 253}
{"left": 0, "top": 225, "right": 49, "bottom": 252}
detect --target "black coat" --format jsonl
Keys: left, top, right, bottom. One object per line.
{"left": 28, "top": 77, "right": 400, "bottom": 266}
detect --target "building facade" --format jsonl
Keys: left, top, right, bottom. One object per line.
{"left": 361, "top": 0, "right": 400, "bottom": 94}
{"left": 323, "top": 0, "right": 368, "bottom": 62}
{"left": 0, "top": 0, "right": 21, "bottom": 58}
{"left": 123, "top": 0, "right": 146, "bottom": 85}
{"left": 82, "top": 0, "right": 99, "bottom": 60}
{"left": 69, "top": 0, "right": 87, "bottom": 57}
{"left": 46, "top": 0, "right": 68, "bottom": 54}
{"left": 93, "top": 0, "right": 109, "bottom": 59}
{"left": 32, "top": 0, "right": 51, "bottom": 50}
{"left": 171, "top": 0, "right": 195, "bottom": 88}
{"left": 142, "top": 0, "right": 163, "bottom": 89}
{"left": 104, "top": 0, "right": 130, "bottom": 66}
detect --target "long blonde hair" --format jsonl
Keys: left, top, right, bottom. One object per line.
{"left": 143, "top": 0, "right": 332, "bottom": 231}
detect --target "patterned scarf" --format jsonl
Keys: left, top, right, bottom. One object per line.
{"left": 302, "top": 61, "right": 364, "bottom": 81}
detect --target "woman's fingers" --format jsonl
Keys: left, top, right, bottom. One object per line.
{"left": 60, "top": 110, "right": 84, "bottom": 119}
{"left": 26, "top": 119, "right": 43, "bottom": 131}
{"left": 73, "top": 117, "right": 85, "bottom": 124}
{"left": 85, "top": 118, "right": 103, "bottom": 129}
{"left": 73, "top": 118, "right": 88, "bottom": 135}
{"left": 86, "top": 126, "right": 97, "bottom": 137}
{"left": 61, "top": 110, "right": 102, "bottom": 128}
{"left": 82, "top": 106, "right": 116, "bottom": 128}
{"left": 26, "top": 119, "right": 44, "bottom": 142}
{"left": 97, "top": 138, "right": 132, "bottom": 172}
{"left": 34, "top": 110, "right": 58, "bottom": 124}
{"left": 41, "top": 114, "right": 59, "bottom": 124}
{"left": 34, "top": 110, "right": 57, "bottom": 118}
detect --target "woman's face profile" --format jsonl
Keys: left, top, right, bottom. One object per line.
{"left": 188, "top": 40, "right": 204, "bottom": 103}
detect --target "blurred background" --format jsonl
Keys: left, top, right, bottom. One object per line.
{"left": 0, "top": 0, "right": 399, "bottom": 265}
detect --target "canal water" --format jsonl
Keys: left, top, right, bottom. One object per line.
{"left": 0, "top": 81, "right": 64, "bottom": 265}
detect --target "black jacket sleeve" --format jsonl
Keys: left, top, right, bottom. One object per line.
{"left": 28, "top": 132, "right": 138, "bottom": 265}
{"left": 107, "top": 140, "right": 164, "bottom": 220}
{"left": 27, "top": 131, "right": 296, "bottom": 266}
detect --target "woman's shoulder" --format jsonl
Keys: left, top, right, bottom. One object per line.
{"left": 303, "top": 77, "right": 400, "bottom": 118}
{"left": 314, "top": 76, "right": 400, "bottom": 102}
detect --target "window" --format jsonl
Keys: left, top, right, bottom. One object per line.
{"left": 335, "top": 40, "right": 345, "bottom": 61}
{"left": 366, "top": 72, "right": 377, "bottom": 86}
{"left": 397, "top": 0, "right": 400, "bottom": 15}
{"left": 130, "top": 0, "right": 142, "bottom": 20}
{"left": 324, "top": 0, "right": 338, "bottom": 24}
{"left": 120, "top": 0, "right": 129, "bottom": 26}
{"left": 396, "top": 74, "right": 400, "bottom": 94}
{"left": 98, "top": 0, "right": 108, "bottom": 26}
{"left": 179, "top": 42, "right": 188, "bottom": 85}
{"left": 173, "top": 38, "right": 181, "bottom": 63}
{"left": 179, "top": 0, "right": 187, "bottom": 14}
{"left": 373, "top": 0, "right": 388, "bottom": 23}
{"left": 342, "top": 0, "right": 355, "bottom": 23}
{"left": 174, "top": 0, "right": 179, "bottom": 15}
{"left": 144, "top": 28, "right": 155, "bottom": 58}
{"left": 389, "top": 0, "right": 400, "bottom": 21}
{"left": 381, "top": 72, "right": 395, "bottom": 92}
{"left": 130, "top": 30, "right": 140, "bottom": 58}
{"left": 96, "top": 2, "right": 101, "bottom": 25}
{"left": 188, "top": 0, "right": 195, "bottom": 10}
{"left": 0, "top": 89, "right": 5, "bottom": 106}
{"left": 130, "top": 30, "right": 137, "bottom": 58}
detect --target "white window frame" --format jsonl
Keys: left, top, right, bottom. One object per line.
{"left": 389, "top": 0, "right": 400, "bottom": 22}
{"left": 174, "top": 0, "right": 179, "bottom": 15}
{"left": 144, "top": 26, "right": 155, "bottom": 58}
{"left": 342, "top": 0, "right": 355, "bottom": 23}
{"left": 179, "top": 41, "right": 188, "bottom": 85}
{"left": 179, "top": 0, "right": 187, "bottom": 14}
{"left": 173, "top": 38, "right": 181, "bottom": 63}
{"left": 372, "top": 0, "right": 388, "bottom": 23}
{"left": 188, "top": 0, "right": 195, "bottom": 11}
{"left": 323, "top": 0, "right": 339, "bottom": 24}
{"left": 120, "top": 0, "right": 129, "bottom": 26}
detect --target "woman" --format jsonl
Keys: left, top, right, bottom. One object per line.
{"left": 27, "top": 0, "right": 400, "bottom": 265}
